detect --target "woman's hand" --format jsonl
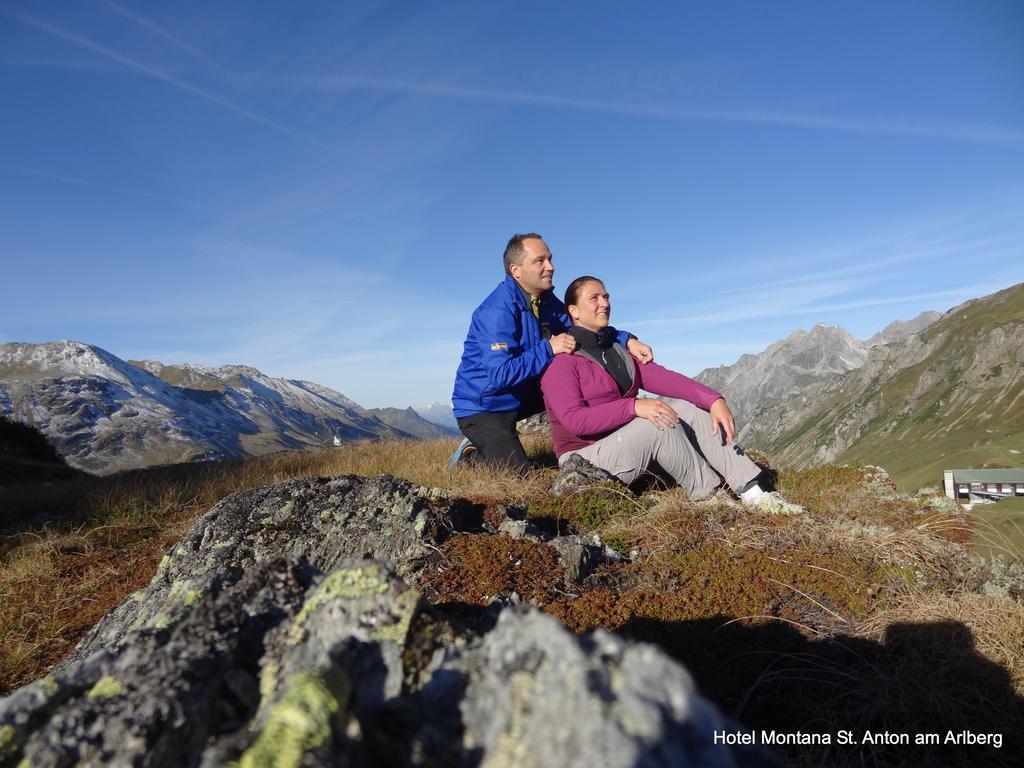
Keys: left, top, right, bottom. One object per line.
{"left": 709, "top": 398, "right": 736, "bottom": 444}
{"left": 634, "top": 398, "right": 678, "bottom": 430}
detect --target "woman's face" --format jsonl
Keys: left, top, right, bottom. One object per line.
{"left": 569, "top": 280, "right": 611, "bottom": 331}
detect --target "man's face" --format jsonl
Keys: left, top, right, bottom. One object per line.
{"left": 568, "top": 280, "right": 611, "bottom": 331}
{"left": 509, "top": 238, "right": 554, "bottom": 297}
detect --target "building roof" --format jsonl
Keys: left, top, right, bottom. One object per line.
{"left": 949, "top": 468, "right": 1024, "bottom": 483}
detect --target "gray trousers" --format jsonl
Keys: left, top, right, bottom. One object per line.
{"left": 561, "top": 398, "right": 761, "bottom": 500}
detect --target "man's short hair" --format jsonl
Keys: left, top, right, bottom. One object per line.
{"left": 503, "top": 233, "right": 544, "bottom": 275}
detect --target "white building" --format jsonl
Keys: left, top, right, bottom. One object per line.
{"left": 943, "top": 468, "right": 1024, "bottom": 501}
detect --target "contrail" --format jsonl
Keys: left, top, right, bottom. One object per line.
{"left": 4, "top": 9, "right": 329, "bottom": 149}
{"left": 279, "top": 74, "right": 1024, "bottom": 146}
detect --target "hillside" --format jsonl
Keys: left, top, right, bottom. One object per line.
{"left": 0, "top": 415, "right": 79, "bottom": 488}
{"left": 367, "top": 406, "right": 458, "bottom": 438}
{"left": 762, "top": 283, "right": 1024, "bottom": 490}
{"left": 0, "top": 342, "right": 442, "bottom": 475}
{"left": 1, "top": 439, "right": 1021, "bottom": 767}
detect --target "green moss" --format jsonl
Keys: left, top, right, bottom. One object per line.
{"left": 527, "top": 486, "right": 639, "bottom": 534}
{"left": 288, "top": 563, "right": 392, "bottom": 644}
{"left": 279, "top": 501, "right": 295, "bottom": 517}
{"left": 259, "top": 661, "right": 280, "bottom": 700}
{"left": 38, "top": 676, "right": 60, "bottom": 697}
{"left": 184, "top": 589, "right": 204, "bottom": 607}
{"left": 237, "top": 670, "right": 349, "bottom": 768}
{"left": 0, "top": 724, "right": 19, "bottom": 762}
{"left": 87, "top": 675, "right": 123, "bottom": 700}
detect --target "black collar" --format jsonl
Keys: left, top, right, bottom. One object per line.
{"left": 570, "top": 325, "right": 617, "bottom": 350}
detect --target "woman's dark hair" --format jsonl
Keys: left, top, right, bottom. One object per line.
{"left": 564, "top": 275, "right": 604, "bottom": 307}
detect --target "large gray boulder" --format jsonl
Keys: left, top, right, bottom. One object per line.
{"left": 415, "top": 607, "right": 777, "bottom": 768}
{"left": 1, "top": 473, "right": 779, "bottom": 767}
{"left": 1, "top": 557, "right": 776, "bottom": 767}
{"left": 61, "top": 473, "right": 451, "bottom": 669}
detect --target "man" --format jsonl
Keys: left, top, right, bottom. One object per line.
{"left": 450, "top": 234, "right": 653, "bottom": 472}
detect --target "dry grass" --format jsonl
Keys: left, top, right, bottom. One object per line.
{"left": 4, "top": 436, "right": 1024, "bottom": 767}
{"left": 857, "top": 590, "right": 1024, "bottom": 694}
{"left": 0, "top": 436, "right": 557, "bottom": 692}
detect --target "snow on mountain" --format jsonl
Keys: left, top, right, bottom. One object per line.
{"left": 0, "top": 341, "right": 430, "bottom": 476}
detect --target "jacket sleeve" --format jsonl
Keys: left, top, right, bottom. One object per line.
{"left": 474, "top": 305, "right": 554, "bottom": 398}
{"left": 541, "top": 358, "right": 637, "bottom": 437}
{"left": 634, "top": 360, "right": 723, "bottom": 410}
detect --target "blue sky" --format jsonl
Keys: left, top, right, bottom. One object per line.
{"left": 1, "top": 1, "right": 1022, "bottom": 408}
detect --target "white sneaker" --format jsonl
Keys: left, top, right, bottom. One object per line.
{"left": 753, "top": 490, "right": 805, "bottom": 516}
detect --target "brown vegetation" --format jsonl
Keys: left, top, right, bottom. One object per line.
{"left": 3, "top": 436, "right": 1023, "bottom": 766}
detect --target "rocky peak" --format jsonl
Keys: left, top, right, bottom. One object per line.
{"left": 867, "top": 310, "right": 942, "bottom": 346}
{"left": 696, "top": 323, "right": 869, "bottom": 432}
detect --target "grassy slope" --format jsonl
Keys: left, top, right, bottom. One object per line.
{"left": 972, "top": 496, "right": 1024, "bottom": 561}
{"left": 2, "top": 438, "right": 1022, "bottom": 767}
{"left": 767, "top": 284, "right": 1024, "bottom": 492}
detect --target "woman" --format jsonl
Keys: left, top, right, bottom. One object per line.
{"left": 541, "top": 275, "right": 786, "bottom": 506}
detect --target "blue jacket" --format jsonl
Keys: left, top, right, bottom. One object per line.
{"left": 452, "top": 274, "right": 630, "bottom": 417}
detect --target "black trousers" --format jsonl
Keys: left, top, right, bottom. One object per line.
{"left": 456, "top": 401, "right": 542, "bottom": 474}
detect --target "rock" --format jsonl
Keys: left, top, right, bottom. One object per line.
{"left": 0, "top": 557, "right": 316, "bottom": 768}
{"left": 2, "top": 555, "right": 778, "bottom": 768}
{"left": 411, "top": 607, "right": 780, "bottom": 767}
{"left": 516, "top": 410, "right": 551, "bottom": 435}
{"left": 549, "top": 534, "right": 606, "bottom": 583}
{"left": 2, "top": 473, "right": 785, "bottom": 767}
{"left": 551, "top": 452, "right": 621, "bottom": 496}
{"left": 204, "top": 559, "right": 419, "bottom": 767}
{"left": 60, "top": 473, "right": 451, "bottom": 669}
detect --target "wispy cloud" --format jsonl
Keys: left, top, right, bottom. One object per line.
{"left": 2, "top": 8, "right": 327, "bottom": 149}
{"left": 272, "top": 74, "right": 1024, "bottom": 146}
{"left": 0, "top": 161, "right": 206, "bottom": 211}
{"left": 97, "top": 0, "right": 222, "bottom": 71}
{"left": 622, "top": 285, "right": 995, "bottom": 333}
{"left": 0, "top": 161, "right": 102, "bottom": 189}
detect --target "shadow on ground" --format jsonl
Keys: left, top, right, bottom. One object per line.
{"left": 605, "top": 613, "right": 1023, "bottom": 767}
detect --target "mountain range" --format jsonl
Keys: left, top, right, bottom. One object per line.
{"left": 695, "top": 309, "right": 941, "bottom": 445}
{"left": 3, "top": 283, "right": 1020, "bottom": 488}
{"left": 0, "top": 342, "right": 454, "bottom": 476}
{"left": 697, "top": 285, "right": 1023, "bottom": 490}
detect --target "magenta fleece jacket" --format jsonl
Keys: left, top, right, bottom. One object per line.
{"left": 540, "top": 349, "right": 723, "bottom": 458}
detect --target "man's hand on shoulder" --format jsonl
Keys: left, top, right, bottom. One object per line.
{"left": 627, "top": 338, "right": 654, "bottom": 364}
{"left": 549, "top": 332, "right": 577, "bottom": 356}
